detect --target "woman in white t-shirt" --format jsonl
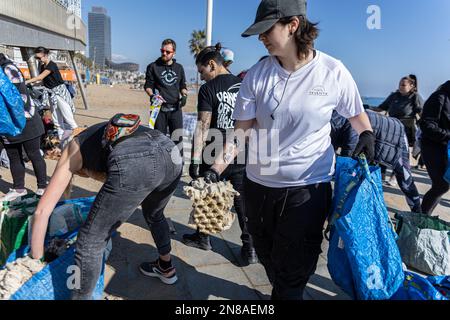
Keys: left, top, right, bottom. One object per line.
{"left": 201, "top": 0, "right": 375, "bottom": 300}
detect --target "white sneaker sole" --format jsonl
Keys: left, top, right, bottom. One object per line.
{"left": 139, "top": 267, "right": 178, "bottom": 285}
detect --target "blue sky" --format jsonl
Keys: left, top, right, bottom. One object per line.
{"left": 81, "top": 0, "right": 450, "bottom": 98}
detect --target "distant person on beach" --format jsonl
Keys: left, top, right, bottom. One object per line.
{"left": 372, "top": 75, "right": 424, "bottom": 147}
{"left": 184, "top": 43, "right": 258, "bottom": 265}
{"left": 200, "top": 0, "right": 375, "bottom": 300}
{"left": 331, "top": 110, "right": 422, "bottom": 213}
{"left": 30, "top": 114, "right": 183, "bottom": 299}
{"left": 419, "top": 81, "right": 450, "bottom": 215}
{"left": 0, "top": 53, "right": 47, "bottom": 202}
{"left": 144, "top": 39, "right": 188, "bottom": 152}
{"left": 26, "top": 47, "right": 78, "bottom": 141}
{"left": 221, "top": 48, "right": 235, "bottom": 70}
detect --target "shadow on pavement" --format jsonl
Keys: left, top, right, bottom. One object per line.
{"left": 104, "top": 230, "right": 266, "bottom": 300}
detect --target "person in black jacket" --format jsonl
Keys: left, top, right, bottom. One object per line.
{"left": 144, "top": 39, "right": 188, "bottom": 150}
{"left": 420, "top": 81, "right": 450, "bottom": 215}
{"left": 0, "top": 53, "right": 47, "bottom": 202}
{"left": 331, "top": 110, "right": 422, "bottom": 213}
{"left": 373, "top": 75, "right": 424, "bottom": 147}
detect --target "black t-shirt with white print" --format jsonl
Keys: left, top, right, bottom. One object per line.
{"left": 197, "top": 73, "right": 243, "bottom": 165}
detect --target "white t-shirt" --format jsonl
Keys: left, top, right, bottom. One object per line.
{"left": 233, "top": 51, "right": 365, "bottom": 188}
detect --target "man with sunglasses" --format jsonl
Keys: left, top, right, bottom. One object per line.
{"left": 144, "top": 39, "right": 188, "bottom": 152}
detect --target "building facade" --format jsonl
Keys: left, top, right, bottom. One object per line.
{"left": 54, "top": 0, "right": 82, "bottom": 18}
{"left": 88, "top": 6, "right": 111, "bottom": 67}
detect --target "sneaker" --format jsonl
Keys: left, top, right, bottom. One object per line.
{"left": 0, "top": 189, "right": 28, "bottom": 202}
{"left": 182, "top": 231, "right": 212, "bottom": 251}
{"left": 36, "top": 189, "right": 46, "bottom": 197}
{"left": 139, "top": 260, "right": 178, "bottom": 285}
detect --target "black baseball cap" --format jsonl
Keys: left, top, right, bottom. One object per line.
{"left": 242, "top": 0, "right": 307, "bottom": 37}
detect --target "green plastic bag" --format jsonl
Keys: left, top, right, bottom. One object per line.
{"left": 0, "top": 195, "right": 39, "bottom": 266}
{"left": 395, "top": 212, "right": 450, "bottom": 276}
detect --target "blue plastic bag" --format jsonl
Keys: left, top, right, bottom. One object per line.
{"left": 4, "top": 197, "right": 106, "bottom": 300}
{"left": 327, "top": 156, "right": 404, "bottom": 300}
{"left": 391, "top": 272, "right": 448, "bottom": 300}
{"left": 428, "top": 276, "right": 450, "bottom": 299}
{"left": 444, "top": 142, "right": 450, "bottom": 184}
{"left": 0, "top": 68, "right": 25, "bottom": 136}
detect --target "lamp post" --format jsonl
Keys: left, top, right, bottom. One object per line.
{"left": 206, "top": 0, "right": 213, "bottom": 46}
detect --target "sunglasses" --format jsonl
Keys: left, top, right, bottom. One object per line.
{"left": 160, "top": 49, "right": 174, "bottom": 55}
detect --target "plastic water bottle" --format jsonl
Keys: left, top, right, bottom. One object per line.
{"left": 48, "top": 204, "right": 84, "bottom": 237}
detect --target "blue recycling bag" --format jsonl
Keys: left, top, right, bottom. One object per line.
{"left": 327, "top": 156, "right": 404, "bottom": 300}
{"left": 0, "top": 67, "right": 26, "bottom": 136}
{"left": 391, "top": 272, "right": 448, "bottom": 300}
{"left": 3, "top": 197, "right": 106, "bottom": 300}
{"left": 444, "top": 142, "right": 450, "bottom": 184}
{"left": 428, "top": 276, "right": 450, "bottom": 299}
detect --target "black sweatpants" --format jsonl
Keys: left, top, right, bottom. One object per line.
{"left": 244, "top": 177, "right": 332, "bottom": 300}
{"left": 154, "top": 109, "right": 184, "bottom": 157}
{"left": 3, "top": 136, "right": 47, "bottom": 189}
{"left": 421, "top": 142, "right": 450, "bottom": 215}
{"left": 200, "top": 163, "right": 253, "bottom": 247}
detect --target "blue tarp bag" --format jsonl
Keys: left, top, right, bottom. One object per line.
{"left": 327, "top": 156, "right": 404, "bottom": 300}
{"left": 444, "top": 142, "right": 450, "bottom": 184}
{"left": 428, "top": 276, "right": 450, "bottom": 299}
{"left": 391, "top": 272, "right": 448, "bottom": 300}
{"left": 3, "top": 197, "right": 106, "bottom": 300}
{"left": 0, "top": 68, "right": 26, "bottom": 136}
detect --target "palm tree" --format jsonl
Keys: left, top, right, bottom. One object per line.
{"left": 189, "top": 29, "right": 206, "bottom": 94}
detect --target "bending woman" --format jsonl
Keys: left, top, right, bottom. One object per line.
{"left": 30, "top": 115, "right": 183, "bottom": 299}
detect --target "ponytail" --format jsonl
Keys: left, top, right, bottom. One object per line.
{"left": 196, "top": 42, "right": 225, "bottom": 66}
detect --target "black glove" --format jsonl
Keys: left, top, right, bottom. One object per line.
{"left": 189, "top": 163, "right": 201, "bottom": 180}
{"left": 352, "top": 130, "right": 376, "bottom": 163}
{"left": 203, "top": 168, "right": 220, "bottom": 184}
{"left": 180, "top": 95, "right": 188, "bottom": 108}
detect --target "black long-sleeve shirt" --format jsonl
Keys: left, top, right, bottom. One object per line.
{"left": 420, "top": 81, "right": 450, "bottom": 146}
{"left": 144, "top": 58, "right": 187, "bottom": 106}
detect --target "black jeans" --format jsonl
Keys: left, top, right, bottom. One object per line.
{"left": 421, "top": 142, "right": 450, "bottom": 215}
{"left": 72, "top": 131, "right": 183, "bottom": 300}
{"left": 154, "top": 109, "right": 184, "bottom": 157}
{"left": 200, "top": 163, "right": 253, "bottom": 247}
{"left": 244, "top": 178, "right": 332, "bottom": 300}
{"left": 3, "top": 136, "right": 47, "bottom": 189}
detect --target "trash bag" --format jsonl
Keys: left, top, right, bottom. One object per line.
{"left": 47, "top": 203, "right": 87, "bottom": 238}
{"left": 428, "top": 276, "right": 450, "bottom": 299}
{"left": 395, "top": 211, "right": 450, "bottom": 276}
{"left": 391, "top": 272, "right": 448, "bottom": 300}
{"left": 4, "top": 197, "right": 106, "bottom": 300}
{"left": 0, "top": 196, "right": 39, "bottom": 266}
{"left": 444, "top": 142, "right": 450, "bottom": 184}
{"left": 6, "top": 235, "right": 105, "bottom": 300}
{"left": 0, "top": 68, "right": 26, "bottom": 136}
{"left": 0, "top": 148, "right": 9, "bottom": 169}
{"left": 327, "top": 156, "right": 404, "bottom": 300}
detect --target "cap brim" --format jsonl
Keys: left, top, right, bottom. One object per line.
{"left": 241, "top": 19, "right": 279, "bottom": 38}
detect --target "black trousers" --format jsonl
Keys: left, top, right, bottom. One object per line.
{"left": 3, "top": 136, "right": 47, "bottom": 189}
{"left": 421, "top": 142, "right": 450, "bottom": 215}
{"left": 200, "top": 163, "right": 253, "bottom": 247}
{"left": 154, "top": 109, "right": 184, "bottom": 157}
{"left": 244, "top": 177, "right": 332, "bottom": 300}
